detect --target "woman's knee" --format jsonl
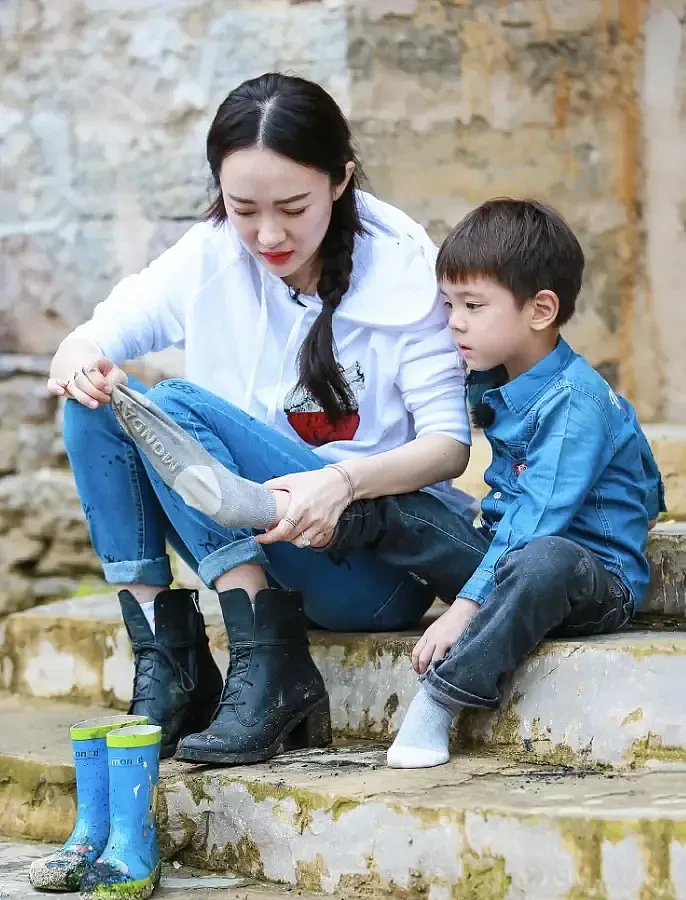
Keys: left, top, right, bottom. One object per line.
{"left": 146, "top": 378, "right": 241, "bottom": 425}
{"left": 145, "top": 378, "right": 198, "bottom": 414}
{"left": 146, "top": 379, "right": 258, "bottom": 454}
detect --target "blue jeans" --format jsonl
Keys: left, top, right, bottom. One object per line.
{"left": 62, "top": 378, "right": 434, "bottom": 632}
{"left": 330, "top": 493, "right": 635, "bottom": 709}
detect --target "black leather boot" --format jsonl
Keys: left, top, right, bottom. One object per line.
{"left": 175, "top": 588, "right": 331, "bottom": 765}
{"left": 119, "top": 588, "right": 223, "bottom": 759}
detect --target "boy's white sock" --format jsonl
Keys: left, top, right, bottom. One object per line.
{"left": 139, "top": 599, "right": 156, "bottom": 635}
{"left": 386, "top": 685, "right": 454, "bottom": 769}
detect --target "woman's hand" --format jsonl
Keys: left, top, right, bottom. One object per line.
{"left": 48, "top": 357, "right": 128, "bottom": 408}
{"left": 411, "top": 597, "right": 480, "bottom": 675}
{"left": 256, "top": 467, "right": 351, "bottom": 549}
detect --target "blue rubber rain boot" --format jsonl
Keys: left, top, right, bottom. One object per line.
{"left": 29, "top": 715, "right": 148, "bottom": 893}
{"left": 80, "top": 724, "right": 162, "bottom": 900}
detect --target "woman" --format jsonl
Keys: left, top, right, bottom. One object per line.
{"left": 49, "top": 73, "right": 472, "bottom": 765}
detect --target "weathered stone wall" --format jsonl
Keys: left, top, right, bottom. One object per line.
{"left": 347, "top": 0, "right": 685, "bottom": 420}
{"left": 1, "top": 0, "right": 685, "bottom": 608}
{"left": 0, "top": 356, "right": 102, "bottom": 614}
{"left": 641, "top": 0, "right": 686, "bottom": 423}
{"left": 350, "top": 0, "right": 642, "bottom": 391}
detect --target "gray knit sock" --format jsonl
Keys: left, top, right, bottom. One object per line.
{"left": 111, "top": 384, "right": 277, "bottom": 530}
{"left": 386, "top": 685, "right": 454, "bottom": 769}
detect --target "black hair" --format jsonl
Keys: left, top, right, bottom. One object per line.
{"left": 206, "top": 73, "right": 364, "bottom": 421}
{"left": 436, "top": 198, "right": 584, "bottom": 326}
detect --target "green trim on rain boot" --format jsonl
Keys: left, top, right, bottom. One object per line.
{"left": 29, "top": 715, "right": 147, "bottom": 893}
{"left": 70, "top": 716, "right": 148, "bottom": 742}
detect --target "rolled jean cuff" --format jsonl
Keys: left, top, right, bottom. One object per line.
{"left": 102, "top": 555, "right": 173, "bottom": 587}
{"left": 197, "top": 536, "right": 269, "bottom": 588}
{"left": 422, "top": 665, "right": 499, "bottom": 712}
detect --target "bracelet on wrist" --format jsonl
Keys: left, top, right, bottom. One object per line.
{"left": 326, "top": 463, "right": 355, "bottom": 505}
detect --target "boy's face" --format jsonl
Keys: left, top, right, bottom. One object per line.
{"left": 441, "top": 277, "right": 533, "bottom": 373}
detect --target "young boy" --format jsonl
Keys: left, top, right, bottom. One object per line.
{"left": 327, "top": 198, "right": 665, "bottom": 768}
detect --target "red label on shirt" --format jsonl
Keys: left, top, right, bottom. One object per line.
{"left": 284, "top": 362, "right": 365, "bottom": 447}
{"left": 514, "top": 461, "right": 528, "bottom": 477}
{"left": 286, "top": 410, "right": 361, "bottom": 447}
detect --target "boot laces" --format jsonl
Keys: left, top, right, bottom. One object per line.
{"left": 217, "top": 645, "right": 255, "bottom": 709}
{"left": 130, "top": 641, "right": 195, "bottom": 703}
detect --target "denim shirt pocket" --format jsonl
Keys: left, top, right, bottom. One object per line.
{"left": 499, "top": 441, "right": 529, "bottom": 488}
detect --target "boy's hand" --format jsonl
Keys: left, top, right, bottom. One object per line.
{"left": 412, "top": 597, "right": 480, "bottom": 675}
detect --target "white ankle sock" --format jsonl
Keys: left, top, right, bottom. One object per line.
{"left": 139, "top": 599, "right": 156, "bottom": 634}
{"left": 386, "top": 685, "right": 454, "bottom": 769}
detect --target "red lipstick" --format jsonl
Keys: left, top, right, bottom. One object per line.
{"left": 261, "top": 251, "right": 294, "bottom": 266}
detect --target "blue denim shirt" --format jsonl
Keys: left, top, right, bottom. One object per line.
{"left": 462, "top": 338, "right": 665, "bottom": 607}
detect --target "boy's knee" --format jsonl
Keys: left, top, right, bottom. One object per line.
{"left": 497, "top": 536, "right": 580, "bottom": 590}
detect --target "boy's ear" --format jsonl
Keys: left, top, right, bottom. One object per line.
{"left": 529, "top": 289, "right": 559, "bottom": 331}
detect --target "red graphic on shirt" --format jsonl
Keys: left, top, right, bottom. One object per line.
{"left": 513, "top": 461, "right": 528, "bottom": 477}
{"left": 285, "top": 362, "right": 365, "bottom": 447}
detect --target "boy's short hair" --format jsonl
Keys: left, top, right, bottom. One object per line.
{"left": 436, "top": 199, "right": 585, "bottom": 327}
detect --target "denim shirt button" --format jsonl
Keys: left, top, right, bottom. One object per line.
{"left": 493, "top": 491, "right": 502, "bottom": 500}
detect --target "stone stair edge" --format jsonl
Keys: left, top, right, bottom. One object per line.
{"left": 5, "top": 589, "right": 686, "bottom": 650}
{"left": 0, "top": 693, "right": 684, "bottom": 814}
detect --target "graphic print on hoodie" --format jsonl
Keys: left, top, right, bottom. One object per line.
{"left": 284, "top": 361, "right": 366, "bottom": 447}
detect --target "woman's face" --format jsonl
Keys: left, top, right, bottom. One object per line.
{"left": 220, "top": 147, "right": 352, "bottom": 288}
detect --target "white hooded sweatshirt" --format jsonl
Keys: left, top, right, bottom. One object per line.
{"left": 74, "top": 192, "right": 474, "bottom": 512}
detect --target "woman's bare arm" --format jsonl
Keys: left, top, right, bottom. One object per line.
{"left": 341, "top": 433, "right": 470, "bottom": 500}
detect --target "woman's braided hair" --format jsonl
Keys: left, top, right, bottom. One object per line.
{"left": 206, "top": 73, "right": 364, "bottom": 422}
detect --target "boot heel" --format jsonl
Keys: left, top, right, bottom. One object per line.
{"left": 284, "top": 697, "right": 332, "bottom": 751}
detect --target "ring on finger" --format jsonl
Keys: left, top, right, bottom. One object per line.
{"left": 71, "top": 370, "right": 81, "bottom": 384}
{"left": 299, "top": 533, "right": 312, "bottom": 548}
{"left": 283, "top": 515, "right": 300, "bottom": 529}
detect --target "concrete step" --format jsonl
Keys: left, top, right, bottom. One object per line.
{"left": 2, "top": 697, "right": 686, "bottom": 899}
{"left": 0, "top": 841, "right": 309, "bottom": 899}
{"left": 461, "top": 425, "right": 686, "bottom": 519}
{"left": 2, "top": 583, "right": 686, "bottom": 769}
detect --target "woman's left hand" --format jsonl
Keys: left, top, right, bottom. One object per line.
{"left": 255, "top": 468, "right": 351, "bottom": 549}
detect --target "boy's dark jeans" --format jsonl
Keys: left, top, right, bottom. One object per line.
{"left": 330, "top": 492, "right": 634, "bottom": 711}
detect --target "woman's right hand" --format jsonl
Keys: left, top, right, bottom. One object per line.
{"left": 48, "top": 356, "right": 128, "bottom": 408}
